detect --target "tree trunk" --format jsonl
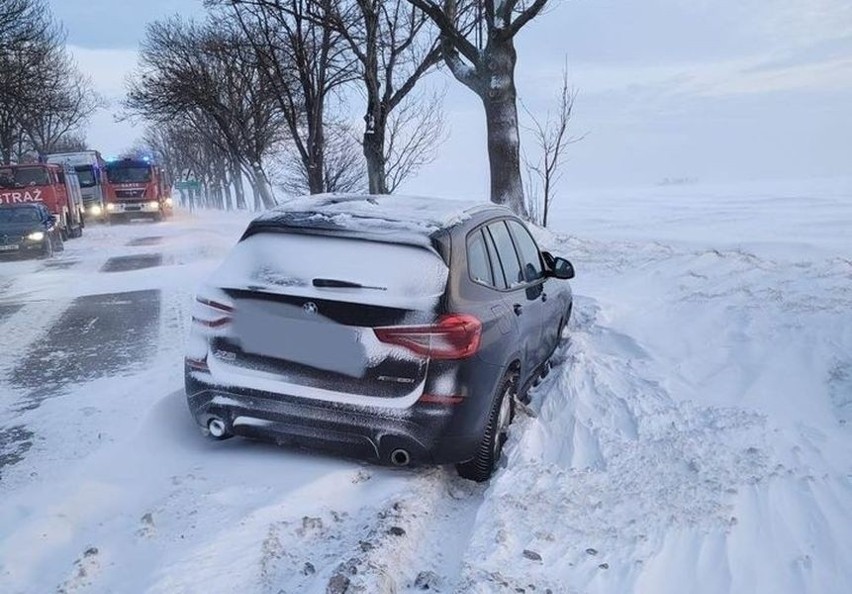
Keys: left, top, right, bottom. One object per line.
{"left": 230, "top": 160, "right": 247, "bottom": 209}
{"left": 480, "top": 38, "right": 527, "bottom": 217}
{"left": 249, "top": 164, "right": 276, "bottom": 209}
{"left": 221, "top": 175, "right": 233, "bottom": 211}
{"left": 363, "top": 118, "right": 387, "bottom": 194}
{"left": 306, "top": 131, "right": 325, "bottom": 194}
{"left": 483, "top": 94, "right": 526, "bottom": 216}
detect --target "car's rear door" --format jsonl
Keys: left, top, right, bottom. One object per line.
{"left": 485, "top": 220, "right": 545, "bottom": 384}
{"left": 505, "top": 219, "right": 559, "bottom": 363}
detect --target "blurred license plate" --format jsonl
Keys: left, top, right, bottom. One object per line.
{"left": 233, "top": 302, "right": 366, "bottom": 377}
{"left": 0, "top": 244, "right": 18, "bottom": 251}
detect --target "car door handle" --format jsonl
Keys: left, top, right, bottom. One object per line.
{"left": 513, "top": 304, "right": 523, "bottom": 316}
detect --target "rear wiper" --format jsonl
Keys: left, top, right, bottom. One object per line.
{"left": 312, "top": 278, "right": 387, "bottom": 291}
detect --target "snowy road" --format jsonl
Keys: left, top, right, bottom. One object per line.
{"left": 1, "top": 180, "right": 851, "bottom": 593}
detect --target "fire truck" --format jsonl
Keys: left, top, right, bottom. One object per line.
{"left": 46, "top": 150, "right": 108, "bottom": 222}
{"left": 0, "top": 163, "right": 85, "bottom": 239}
{"left": 104, "top": 158, "right": 173, "bottom": 223}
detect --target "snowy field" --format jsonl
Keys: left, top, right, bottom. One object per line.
{"left": 0, "top": 178, "right": 850, "bottom": 593}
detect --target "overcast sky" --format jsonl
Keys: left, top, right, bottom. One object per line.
{"left": 50, "top": 0, "right": 852, "bottom": 198}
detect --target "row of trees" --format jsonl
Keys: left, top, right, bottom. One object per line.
{"left": 0, "top": 0, "right": 102, "bottom": 164}
{"left": 124, "top": 1, "right": 448, "bottom": 210}
{"left": 126, "top": 0, "right": 576, "bottom": 219}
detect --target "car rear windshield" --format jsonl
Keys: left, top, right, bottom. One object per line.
{"left": 210, "top": 231, "right": 449, "bottom": 310}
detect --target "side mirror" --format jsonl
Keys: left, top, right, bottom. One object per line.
{"left": 551, "top": 256, "right": 575, "bottom": 280}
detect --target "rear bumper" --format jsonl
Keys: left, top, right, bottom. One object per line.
{"left": 185, "top": 369, "right": 485, "bottom": 466}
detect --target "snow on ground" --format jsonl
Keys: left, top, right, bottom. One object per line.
{"left": 0, "top": 178, "right": 850, "bottom": 593}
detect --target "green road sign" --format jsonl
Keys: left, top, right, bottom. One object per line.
{"left": 174, "top": 180, "right": 201, "bottom": 191}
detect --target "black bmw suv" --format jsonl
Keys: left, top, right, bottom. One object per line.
{"left": 185, "top": 195, "right": 574, "bottom": 481}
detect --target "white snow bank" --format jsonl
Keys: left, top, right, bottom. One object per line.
{"left": 460, "top": 178, "right": 852, "bottom": 593}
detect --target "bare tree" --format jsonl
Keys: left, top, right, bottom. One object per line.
{"left": 49, "top": 132, "right": 88, "bottom": 153}
{"left": 24, "top": 68, "right": 105, "bottom": 155}
{"left": 405, "top": 0, "right": 552, "bottom": 216}
{"left": 383, "top": 89, "right": 446, "bottom": 192}
{"left": 523, "top": 68, "right": 581, "bottom": 227}
{"left": 276, "top": 119, "right": 366, "bottom": 195}
{"left": 0, "top": 0, "right": 57, "bottom": 162}
{"left": 211, "top": 0, "right": 356, "bottom": 195}
{"left": 310, "top": 0, "right": 444, "bottom": 193}
{"left": 0, "top": 0, "right": 102, "bottom": 163}
{"left": 126, "top": 17, "right": 284, "bottom": 208}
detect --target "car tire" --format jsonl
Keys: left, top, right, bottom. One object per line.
{"left": 39, "top": 237, "right": 54, "bottom": 259}
{"left": 456, "top": 371, "right": 517, "bottom": 482}
{"left": 54, "top": 232, "right": 64, "bottom": 252}
{"left": 59, "top": 210, "right": 69, "bottom": 240}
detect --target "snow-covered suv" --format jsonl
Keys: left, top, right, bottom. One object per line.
{"left": 184, "top": 194, "right": 574, "bottom": 481}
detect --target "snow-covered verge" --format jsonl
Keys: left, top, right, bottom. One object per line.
{"left": 0, "top": 179, "right": 850, "bottom": 594}
{"left": 465, "top": 178, "right": 852, "bottom": 593}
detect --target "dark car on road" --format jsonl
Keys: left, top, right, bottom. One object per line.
{"left": 0, "top": 203, "right": 64, "bottom": 259}
{"left": 185, "top": 195, "right": 575, "bottom": 481}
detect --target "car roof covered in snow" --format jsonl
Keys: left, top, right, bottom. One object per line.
{"left": 247, "top": 194, "right": 509, "bottom": 241}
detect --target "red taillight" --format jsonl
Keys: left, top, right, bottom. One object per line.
{"left": 373, "top": 314, "right": 482, "bottom": 360}
{"left": 192, "top": 296, "right": 233, "bottom": 328}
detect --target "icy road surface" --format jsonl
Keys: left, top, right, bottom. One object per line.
{"left": 1, "top": 179, "right": 851, "bottom": 594}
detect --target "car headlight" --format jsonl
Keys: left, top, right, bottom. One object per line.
{"left": 90, "top": 205, "right": 102, "bottom": 216}
{"left": 148, "top": 200, "right": 159, "bottom": 208}
{"left": 27, "top": 231, "right": 45, "bottom": 241}
{"left": 165, "top": 197, "right": 173, "bottom": 207}
{"left": 106, "top": 203, "right": 117, "bottom": 211}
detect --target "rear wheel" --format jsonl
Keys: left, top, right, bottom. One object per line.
{"left": 59, "top": 210, "right": 69, "bottom": 240}
{"left": 456, "top": 372, "right": 517, "bottom": 482}
{"left": 39, "top": 236, "right": 54, "bottom": 259}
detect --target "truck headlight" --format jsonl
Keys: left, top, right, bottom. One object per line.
{"left": 90, "top": 205, "right": 102, "bottom": 216}
{"left": 27, "top": 231, "right": 45, "bottom": 241}
{"left": 148, "top": 201, "right": 159, "bottom": 209}
{"left": 106, "top": 203, "right": 117, "bottom": 211}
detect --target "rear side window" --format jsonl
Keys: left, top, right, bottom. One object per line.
{"left": 467, "top": 229, "right": 494, "bottom": 286}
{"left": 487, "top": 221, "right": 524, "bottom": 288}
{"left": 507, "top": 220, "right": 544, "bottom": 282}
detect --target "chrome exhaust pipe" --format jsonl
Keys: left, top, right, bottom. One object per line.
{"left": 207, "top": 417, "right": 227, "bottom": 439}
{"left": 390, "top": 448, "right": 411, "bottom": 467}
